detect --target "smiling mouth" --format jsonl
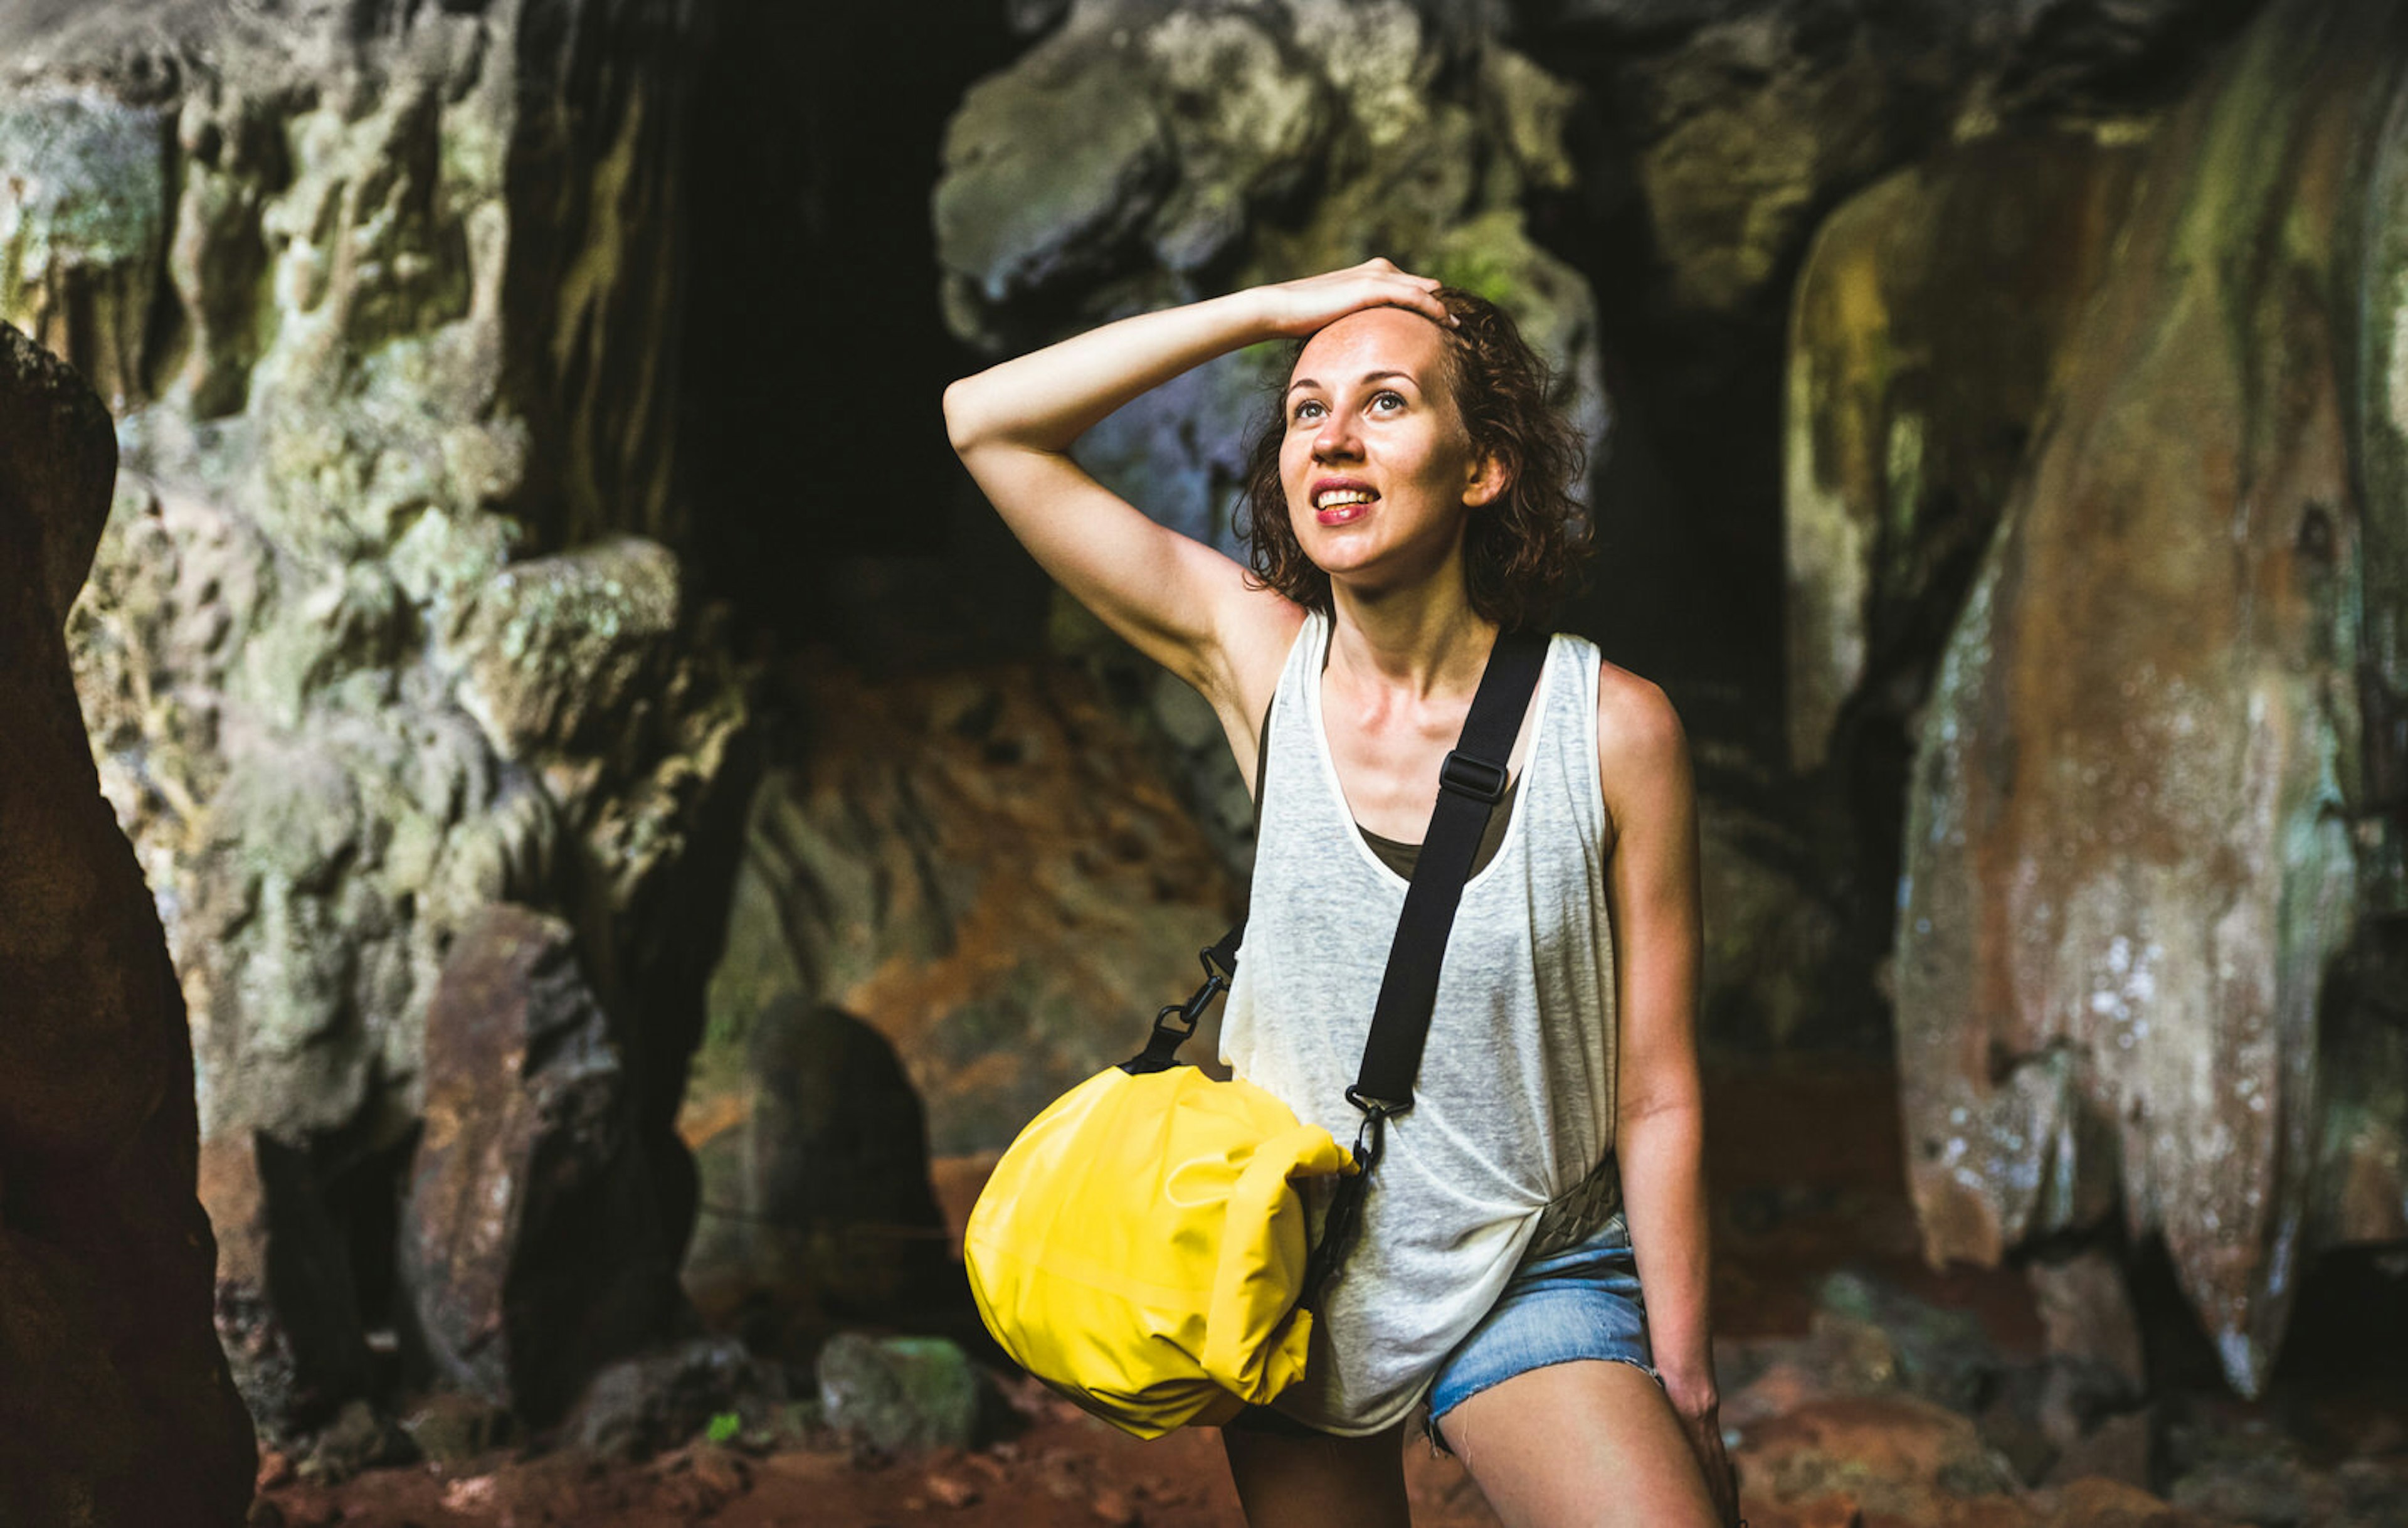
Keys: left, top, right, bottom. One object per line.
{"left": 1313, "top": 486, "right": 1377, "bottom": 524}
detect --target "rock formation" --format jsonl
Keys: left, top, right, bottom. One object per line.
{"left": 1785, "top": 130, "right": 2147, "bottom": 778}
{"left": 939, "top": 0, "right": 1607, "bottom": 544}
{"left": 702, "top": 662, "right": 1237, "bottom": 1154}
{"left": 680, "top": 994, "right": 953, "bottom": 1354}
{"left": 0, "top": 319, "right": 255, "bottom": 1526}
{"left": 4, "top": 0, "right": 752, "bottom": 1438}
{"left": 682, "top": 659, "right": 1239, "bottom": 1325}
{"left": 402, "top": 905, "right": 678, "bottom": 1424}
{"left": 8, "top": 0, "right": 2392, "bottom": 1467}
{"left": 924, "top": 0, "right": 2276, "bottom": 1064}
{"left": 1886, "top": 0, "right": 2408, "bottom": 1395}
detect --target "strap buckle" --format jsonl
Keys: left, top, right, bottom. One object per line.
{"left": 1122, "top": 938, "right": 1236, "bottom": 1074}
{"left": 1344, "top": 1085, "right": 1410, "bottom": 1121}
{"left": 1200, "top": 940, "right": 1238, "bottom": 985}
{"left": 1439, "top": 748, "right": 1509, "bottom": 804}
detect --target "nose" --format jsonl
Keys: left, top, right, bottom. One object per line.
{"left": 1312, "top": 408, "right": 1361, "bottom": 462}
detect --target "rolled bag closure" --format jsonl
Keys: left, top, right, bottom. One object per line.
{"left": 1200, "top": 1122, "right": 1357, "bottom": 1405}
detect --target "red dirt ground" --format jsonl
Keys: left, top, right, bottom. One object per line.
{"left": 251, "top": 1063, "right": 2264, "bottom": 1527}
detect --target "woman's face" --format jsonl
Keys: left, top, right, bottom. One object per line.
{"left": 1279, "top": 306, "right": 1497, "bottom": 596}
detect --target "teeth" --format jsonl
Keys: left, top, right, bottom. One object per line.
{"left": 1316, "top": 488, "right": 1376, "bottom": 509}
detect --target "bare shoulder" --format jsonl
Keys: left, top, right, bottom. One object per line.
{"left": 1592, "top": 659, "right": 1694, "bottom": 850}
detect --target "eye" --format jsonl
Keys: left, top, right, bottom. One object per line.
{"left": 1291, "top": 398, "right": 1326, "bottom": 423}
{"left": 1370, "top": 390, "right": 1406, "bottom": 413}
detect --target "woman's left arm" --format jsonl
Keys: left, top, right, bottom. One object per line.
{"left": 1599, "top": 676, "right": 1737, "bottom": 1524}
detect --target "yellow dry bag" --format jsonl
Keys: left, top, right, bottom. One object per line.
{"left": 964, "top": 1052, "right": 1353, "bottom": 1438}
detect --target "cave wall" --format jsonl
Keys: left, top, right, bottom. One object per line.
{"left": 917, "top": 0, "right": 2281, "bottom": 1068}
{"left": 3, "top": 0, "right": 752, "bottom": 1438}
{"left": 1844, "top": 0, "right": 2408, "bottom": 1396}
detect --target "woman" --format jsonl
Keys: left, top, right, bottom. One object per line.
{"left": 944, "top": 258, "right": 1735, "bottom": 1528}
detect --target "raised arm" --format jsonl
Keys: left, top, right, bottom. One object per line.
{"left": 1599, "top": 672, "right": 1738, "bottom": 1525}
{"left": 942, "top": 260, "right": 1452, "bottom": 714}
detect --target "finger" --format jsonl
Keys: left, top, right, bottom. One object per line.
{"left": 1358, "top": 279, "right": 1454, "bottom": 329}
{"left": 1390, "top": 281, "right": 1456, "bottom": 327}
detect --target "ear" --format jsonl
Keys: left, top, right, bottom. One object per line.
{"left": 1464, "top": 450, "right": 1509, "bottom": 509}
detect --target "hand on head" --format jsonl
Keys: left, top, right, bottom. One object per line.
{"left": 1257, "top": 257, "right": 1457, "bottom": 339}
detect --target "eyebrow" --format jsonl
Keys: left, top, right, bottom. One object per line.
{"left": 1286, "top": 369, "right": 1417, "bottom": 397}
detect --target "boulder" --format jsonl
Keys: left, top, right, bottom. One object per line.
{"left": 199, "top": 1131, "right": 373, "bottom": 1442}
{"left": 1812, "top": 1269, "right": 2001, "bottom": 1416}
{"left": 562, "top": 1335, "right": 788, "bottom": 1462}
{"left": 0, "top": 319, "right": 256, "bottom": 1525}
{"left": 815, "top": 1333, "right": 983, "bottom": 1455}
{"left": 1893, "top": 0, "right": 2405, "bottom": 1396}
{"left": 400, "top": 905, "right": 678, "bottom": 1425}
{"left": 681, "top": 996, "right": 953, "bottom": 1357}
{"left": 1730, "top": 1393, "right": 2022, "bottom": 1522}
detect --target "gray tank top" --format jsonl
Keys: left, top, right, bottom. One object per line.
{"left": 1219, "top": 609, "right": 1622, "bottom": 1435}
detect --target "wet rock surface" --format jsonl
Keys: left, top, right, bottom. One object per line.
{"left": 1783, "top": 129, "right": 2145, "bottom": 779}
{"left": 0, "top": 318, "right": 256, "bottom": 1526}
{"left": 562, "top": 1334, "right": 788, "bottom": 1462}
{"left": 1891, "top": 0, "right": 2408, "bottom": 1396}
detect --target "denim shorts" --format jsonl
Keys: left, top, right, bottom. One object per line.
{"left": 1225, "top": 1209, "right": 1658, "bottom": 1450}
{"left": 1422, "top": 1207, "right": 1659, "bottom": 1447}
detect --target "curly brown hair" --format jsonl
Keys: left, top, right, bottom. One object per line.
{"left": 1233, "top": 287, "right": 1595, "bottom": 633}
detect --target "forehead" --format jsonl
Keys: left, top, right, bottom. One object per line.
{"left": 1291, "top": 306, "right": 1447, "bottom": 387}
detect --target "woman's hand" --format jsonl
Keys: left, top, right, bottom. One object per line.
{"left": 1668, "top": 1381, "right": 1741, "bottom": 1527}
{"left": 1250, "top": 257, "right": 1455, "bottom": 339}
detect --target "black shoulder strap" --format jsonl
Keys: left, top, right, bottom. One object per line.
{"left": 1350, "top": 627, "right": 1548, "bottom": 1113}
{"left": 1123, "top": 628, "right": 1546, "bottom": 1086}
{"left": 1304, "top": 627, "right": 1548, "bottom": 1307}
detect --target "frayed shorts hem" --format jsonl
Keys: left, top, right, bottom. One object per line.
{"left": 1420, "top": 1353, "right": 1664, "bottom": 1454}
{"left": 1418, "top": 1209, "right": 1656, "bottom": 1456}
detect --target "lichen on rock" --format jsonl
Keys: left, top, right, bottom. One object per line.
{"left": 9, "top": 0, "right": 751, "bottom": 1440}
{"left": 0, "top": 87, "right": 167, "bottom": 410}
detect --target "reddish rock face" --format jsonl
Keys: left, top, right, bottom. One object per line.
{"left": 401, "top": 905, "right": 680, "bottom": 1425}
{"left": 1893, "top": 0, "right": 2405, "bottom": 1396}
{"left": 0, "top": 319, "right": 256, "bottom": 1522}
{"left": 199, "top": 1131, "right": 374, "bottom": 1441}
